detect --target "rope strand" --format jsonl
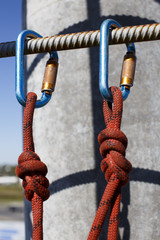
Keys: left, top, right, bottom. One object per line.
{"left": 15, "top": 92, "right": 50, "bottom": 240}
{"left": 87, "top": 87, "right": 132, "bottom": 240}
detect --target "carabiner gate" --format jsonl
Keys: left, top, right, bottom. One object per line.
{"left": 15, "top": 30, "right": 58, "bottom": 108}
{"left": 99, "top": 19, "right": 136, "bottom": 102}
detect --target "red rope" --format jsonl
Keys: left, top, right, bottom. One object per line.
{"left": 87, "top": 87, "right": 132, "bottom": 240}
{"left": 14, "top": 88, "right": 131, "bottom": 239}
{"left": 15, "top": 92, "right": 50, "bottom": 240}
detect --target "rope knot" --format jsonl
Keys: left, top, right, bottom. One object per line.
{"left": 98, "top": 87, "right": 132, "bottom": 185}
{"left": 98, "top": 128, "right": 132, "bottom": 185}
{"left": 15, "top": 150, "right": 50, "bottom": 201}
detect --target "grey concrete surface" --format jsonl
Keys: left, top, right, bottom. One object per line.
{"left": 23, "top": 0, "right": 160, "bottom": 239}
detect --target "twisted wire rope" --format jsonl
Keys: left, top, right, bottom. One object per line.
{"left": 0, "top": 23, "right": 160, "bottom": 58}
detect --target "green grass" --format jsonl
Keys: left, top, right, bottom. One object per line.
{"left": 0, "top": 183, "right": 23, "bottom": 204}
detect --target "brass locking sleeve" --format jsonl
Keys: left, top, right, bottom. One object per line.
{"left": 120, "top": 52, "right": 136, "bottom": 90}
{"left": 41, "top": 56, "right": 59, "bottom": 95}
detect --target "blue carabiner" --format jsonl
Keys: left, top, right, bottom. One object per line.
{"left": 15, "top": 29, "right": 58, "bottom": 108}
{"left": 99, "top": 19, "right": 136, "bottom": 102}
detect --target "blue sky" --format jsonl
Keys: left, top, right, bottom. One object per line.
{"left": 0, "top": 0, "right": 22, "bottom": 165}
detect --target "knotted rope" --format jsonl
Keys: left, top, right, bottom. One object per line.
{"left": 87, "top": 87, "right": 132, "bottom": 240}
{"left": 15, "top": 92, "right": 49, "bottom": 240}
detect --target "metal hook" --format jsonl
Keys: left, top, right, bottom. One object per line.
{"left": 99, "top": 19, "right": 136, "bottom": 102}
{"left": 15, "top": 29, "right": 58, "bottom": 108}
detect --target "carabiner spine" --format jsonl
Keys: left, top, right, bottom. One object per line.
{"left": 99, "top": 19, "right": 136, "bottom": 102}
{"left": 15, "top": 30, "right": 59, "bottom": 108}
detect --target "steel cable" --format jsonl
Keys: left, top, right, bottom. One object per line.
{"left": 0, "top": 23, "right": 160, "bottom": 58}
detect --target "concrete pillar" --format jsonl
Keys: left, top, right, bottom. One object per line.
{"left": 23, "top": 0, "right": 160, "bottom": 239}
